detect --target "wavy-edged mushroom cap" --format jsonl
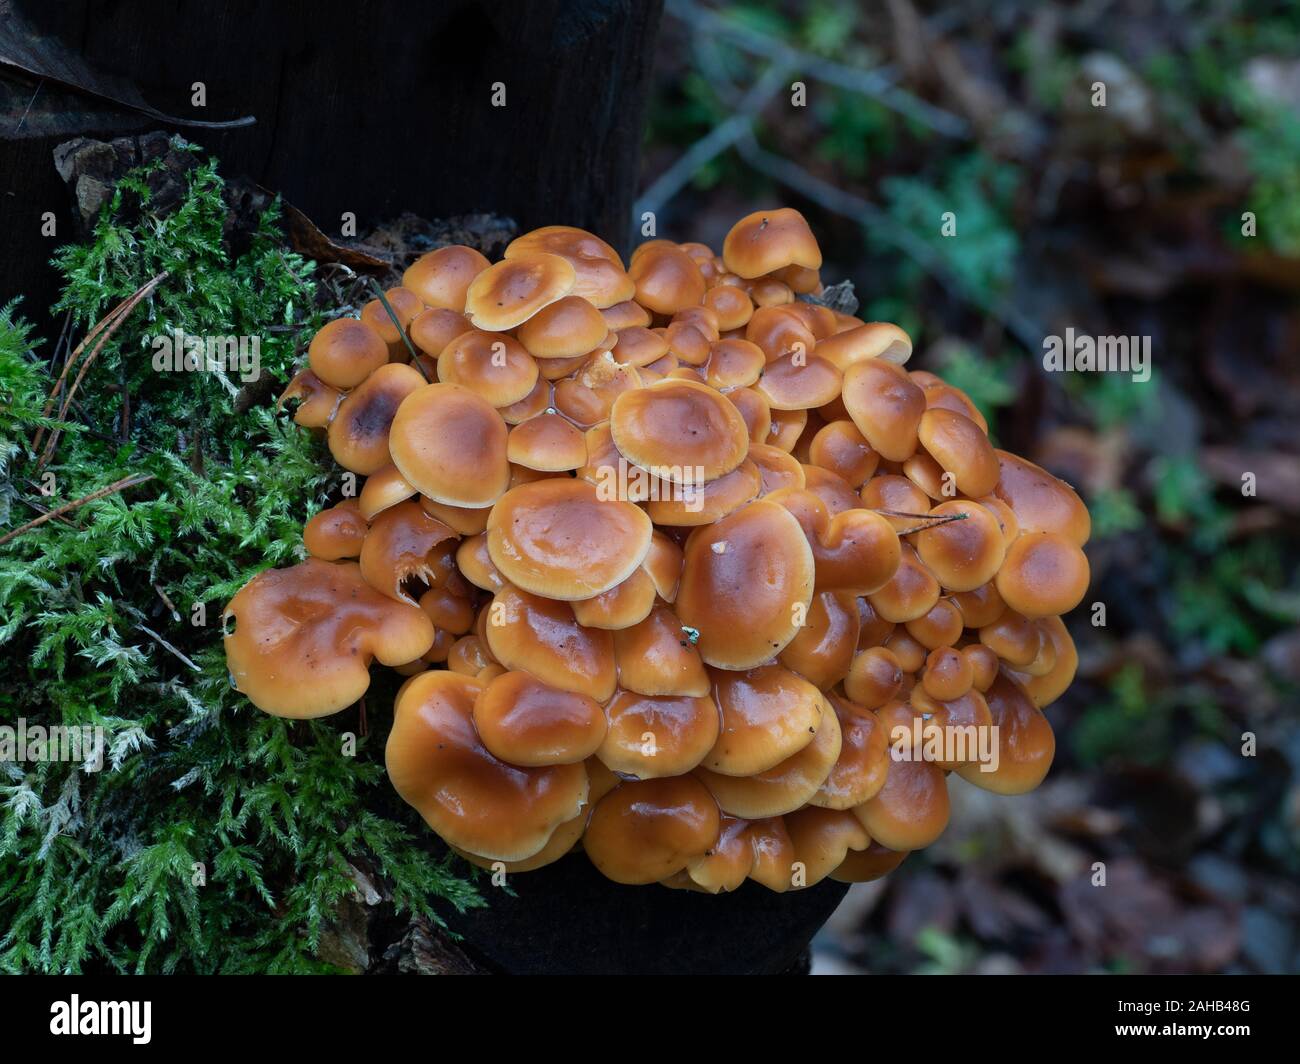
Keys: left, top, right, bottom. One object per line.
{"left": 1006, "top": 615, "right": 1078, "bottom": 707}
{"left": 389, "top": 382, "right": 510, "bottom": 508}
{"left": 358, "top": 500, "right": 458, "bottom": 604}
{"left": 992, "top": 450, "right": 1091, "bottom": 546}
{"left": 471, "top": 670, "right": 606, "bottom": 767}
{"left": 464, "top": 252, "right": 576, "bottom": 331}
{"left": 613, "top": 604, "right": 710, "bottom": 697}
{"left": 769, "top": 488, "right": 901, "bottom": 594}
{"left": 830, "top": 841, "right": 909, "bottom": 883}
{"left": 278, "top": 368, "right": 342, "bottom": 428}
{"left": 808, "top": 420, "right": 879, "bottom": 487}
{"left": 506, "top": 226, "right": 635, "bottom": 309}
{"left": 644, "top": 458, "right": 761, "bottom": 527}
{"left": 483, "top": 586, "right": 617, "bottom": 701}
{"left": 778, "top": 589, "right": 859, "bottom": 689}
{"left": 514, "top": 295, "right": 608, "bottom": 359}
{"left": 695, "top": 695, "right": 841, "bottom": 818}
{"left": 852, "top": 756, "right": 950, "bottom": 851}
{"left": 722, "top": 208, "right": 823, "bottom": 279}
{"left": 327, "top": 362, "right": 426, "bottom": 475}
{"left": 749, "top": 442, "right": 806, "bottom": 496}
{"left": 610, "top": 378, "right": 749, "bottom": 484}
{"left": 303, "top": 499, "right": 368, "bottom": 560}
{"left": 995, "top": 531, "right": 1090, "bottom": 618}
{"left": 845, "top": 646, "right": 904, "bottom": 708}
{"left": 663, "top": 320, "right": 712, "bottom": 365}
{"left": 913, "top": 500, "right": 1006, "bottom": 593}
{"left": 402, "top": 245, "right": 491, "bottom": 312}
{"left": 703, "top": 664, "right": 824, "bottom": 776}
{"left": 813, "top": 322, "right": 913, "bottom": 371}
{"left": 485, "top": 478, "right": 652, "bottom": 600}
{"left": 642, "top": 530, "right": 684, "bottom": 602}
{"left": 584, "top": 776, "right": 720, "bottom": 885}
{"left": 784, "top": 806, "right": 871, "bottom": 887}
{"left": 683, "top": 815, "right": 753, "bottom": 893}
{"left": 505, "top": 412, "right": 586, "bottom": 472}
{"left": 436, "top": 330, "right": 538, "bottom": 408}
{"left": 955, "top": 671, "right": 1056, "bottom": 793}
{"left": 357, "top": 463, "right": 417, "bottom": 521}
{"left": 611, "top": 326, "right": 670, "bottom": 368}
{"left": 628, "top": 244, "right": 707, "bottom": 316}
{"left": 386, "top": 670, "right": 587, "bottom": 861}
{"left": 918, "top": 408, "right": 999, "bottom": 497}
{"left": 842, "top": 357, "right": 926, "bottom": 463}
{"left": 810, "top": 693, "right": 890, "bottom": 809}
{"left": 599, "top": 690, "right": 721, "bottom": 778}
{"left": 224, "top": 559, "right": 434, "bottom": 718}
{"left": 676, "top": 500, "right": 815, "bottom": 669}
{"left": 308, "top": 317, "right": 390, "bottom": 389}
{"left": 571, "top": 568, "right": 657, "bottom": 631}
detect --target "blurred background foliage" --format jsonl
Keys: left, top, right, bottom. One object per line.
{"left": 645, "top": 0, "right": 1300, "bottom": 974}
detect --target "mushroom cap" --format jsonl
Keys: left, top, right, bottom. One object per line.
{"left": 598, "top": 690, "right": 721, "bottom": 778}
{"left": 767, "top": 407, "right": 807, "bottom": 453}
{"left": 922, "top": 646, "right": 975, "bottom": 702}
{"left": 913, "top": 500, "right": 1007, "bottom": 592}
{"left": 482, "top": 586, "right": 617, "bottom": 701}
{"left": 464, "top": 252, "right": 577, "bottom": 331}
{"left": 951, "top": 580, "right": 1007, "bottom": 628}
{"left": 829, "top": 841, "right": 909, "bottom": 883}
{"left": 278, "top": 368, "right": 341, "bottom": 428}
{"left": 613, "top": 604, "right": 710, "bottom": 697}
{"left": 327, "top": 363, "right": 426, "bottom": 475}
{"left": 703, "top": 285, "right": 755, "bottom": 331}
{"left": 436, "top": 331, "right": 539, "bottom": 408}
{"left": 486, "top": 478, "right": 653, "bottom": 600}
{"left": 979, "top": 609, "right": 1041, "bottom": 667}
{"left": 359, "top": 287, "right": 423, "bottom": 361}
{"left": 584, "top": 776, "right": 721, "bottom": 885}
{"left": 455, "top": 533, "right": 505, "bottom": 593}
{"left": 357, "top": 463, "right": 417, "bottom": 521}
{"left": 308, "top": 316, "right": 389, "bottom": 389}
{"left": 917, "top": 408, "right": 999, "bottom": 497}
{"left": 409, "top": 308, "right": 476, "bottom": 359}
{"left": 769, "top": 488, "right": 901, "bottom": 594}
{"left": 955, "top": 671, "right": 1056, "bottom": 793}
{"left": 695, "top": 695, "right": 842, "bottom": 818}
{"left": 683, "top": 815, "right": 754, "bottom": 893}
{"left": 628, "top": 244, "right": 707, "bottom": 316}
{"left": 358, "top": 500, "right": 458, "bottom": 604}
{"left": 506, "top": 412, "right": 587, "bottom": 472}
{"left": 922, "top": 379, "right": 988, "bottom": 433}
{"left": 446, "top": 633, "right": 497, "bottom": 676}
{"left": 386, "top": 670, "right": 587, "bottom": 861}
{"left": 419, "top": 495, "right": 489, "bottom": 536}
{"left": 813, "top": 322, "right": 913, "bottom": 371}
{"left": 641, "top": 530, "right": 684, "bottom": 601}
{"left": 905, "top": 598, "right": 964, "bottom": 649}
{"left": 728, "top": 386, "right": 773, "bottom": 445}
{"left": 749, "top": 442, "right": 805, "bottom": 495}
{"left": 516, "top": 295, "right": 609, "bottom": 359}
{"left": 994, "top": 531, "right": 1090, "bottom": 618}
{"left": 505, "top": 226, "right": 635, "bottom": 309}
{"left": 745, "top": 305, "right": 816, "bottom": 363}
{"left": 663, "top": 321, "right": 712, "bottom": 366}
{"left": 601, "top": 298, "right": 653, "bottom": 330}
{"left": 778, "top": 589, "right": 860, "bottom": 689}
{"left": 224, "top": 559, "right": 434, "bottom": 718}
{"left": 402, "top": 245, "right": 491, "bottom": 312}
{"left": 860, "top": 473, "right": 932, "bottom": 533}
{"left": 644, "top": 458, "right": 762, "bottom": 527}
{"left": 676, "top": 500, "right": 815, "bottom": 669}
{"left": 570, "top": 567, "right": 658, "bottom": 630}
{"left": 722, "top": 208, "right": 823, "bottom": 279}
{"left": 611, "top": 326, "right": 670, "bottom": 367}
{"left": 866, "top": 543, "right": 940, "bottom": 623}
{"left": 844, "top": 646, "right": 904, "bottom": 709}
{"left": 810, "top": 693, "right": 890, "bottom": 809}
{"left": 852, "top": 756, "right": 950, "bottom": 851}
{"left": 992, "top": 450, "right": 1091, "bottom": 546}
{"left": 748, "top": 278, "right": 794, "bottom": 307}
{"left": 1006, "top": 615, "right": 1078, "bottom": 706}
{"left": 746, "top": 816, "right": 798, "bottom": 892}
{"left": 702, "top": 664, "right": 824, "bottom": 776}
{"left": 417, "top": 585, "right": 474, "bottom": 636}
{"left": 783, "top": 806, "right": 871, "bottom": 887}
{"left": 303, "top": 499, "right": 368, "bottom": 560}
{"left": 472, "top": 670, "right": 607, "bottom": 767}
{"left": 757, "top": 353, "right": 843, "bottom": 411}
{"left": 610, "top": 378, "right": 750, "bottom": 485}
{"left": 962, "top": 643, "right": 1000, "bottom": 692}
{"left": 704, "top": 338, "right": 766, "bottom": 391}
{"left": 841, "top": 357, "right": 926, "bottom": 463}
{"left": 497, "top": 377, "right": 551, "bottom": 425}
{"left": 389, "top": 382, "right": 511, "bottom": 508}
{"left": 808, "top": 420, "right": 879, "bottom": 487}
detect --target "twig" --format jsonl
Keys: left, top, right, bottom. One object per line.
{"left": 0, "top": 474, "right": 154, "bottom": 548}
{"left": 367, "top": 279, "right": 430, "bottom": 382}
{"left": 893, "top": 512, "right": 969, "bottom": 535}
{"left": 119, "top": 604, "right": 201, "bottom": 673}
{"left": 153, "top": 583, "right": 181, "bottom": 622}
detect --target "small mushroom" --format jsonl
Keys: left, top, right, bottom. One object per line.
{"left": 308, "top": 317, "right": 389, "bottom": 389}
{"left": 852, "top": 756, "right": 949, "bottom": 851}
{"left": 841, "top": 358, "right": 926, "bottom": 462}
{"left": 809, "top": 693, "right": 889, "bottom": 809}
{"left": 389, "top": 382, "right": 511, "bottom": 508}
{"left": 583, "top": 776, "right": 721, "bottom": 885}
{"left": 303, "top": 498, "right": 368, "bottom": 560}
{"left": 327, "top": 362, "right": 426, "bottom": 475}
{"left": 722, "top": 208, "right": 823, "bottom": 279}
{"left": 357, "top": 500, "right": 458, "bottom": 604}
{"left": 628, "top": 244, "right": 707, "bottom": 316}
{"left": 609, "top": 378, "right": 750, "bottom": 485}
{"left": 612, "top": 604, "right": 710, "bottom": 697}
{"left": 598, "top": 690, "right": 721, "bottom": 778}
{"left": 402, "top": 245, "right": 491, "bottom": 312}
{"left": 437, "top": 331, "right": 539, "bottom": 408}
{"left": 701, "top": 664, "right": 824, "bottom": 776}
{"left": 472, "top": 670, "right": 607, "bottom": 767}
{"left": 994, "top": 531, "right": 1090, "bottom": 619}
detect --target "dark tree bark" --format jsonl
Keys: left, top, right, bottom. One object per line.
{"left": 1, "top": 0, "right": 664, "bottom": 317}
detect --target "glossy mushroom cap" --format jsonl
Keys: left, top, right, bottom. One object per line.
{"left": 917, "top": 409, "right": 998, "bottom": 497}
{"left": 303, "top": 499, "right": 368, "bottom": 560}
{"left": 505, "top": 226, "right": 635, "bottom": 309}
{"left": 813, "top": 322, "right": 913, "bottom": 371}
{"left": 955, "top": 672, "right": 1056, "bottom": 793}
{"left": 995, "top": 531, "right": 1091, "bottom": 618}
{"left": 703, "top": 664, "right": 824, "bottom": 776}
{"left": 506, "top": 412, "right": 587, "bottom": 472}
{"left": 628, "top": 244, "right": 707, "bottom": 316}
{"left": 327, "top": 363, "right": 426, "bottom": 474}
{"left": 852, "top": 756, "right": 950, "bottom": 850}
{"left": 486, "top": 478, "right": 653, "bottom": 600}
{"left": 913, "top": 500, "right": 1007, "bottom": 593}
{"left": 516, "top": 294, "right": 609, "bottom": 359}
{"left": 830, "top": 841, "right": 909, "bottom": 883}
{"left": 778, "top": 589, "right": 860, "bottom": 689}
{"left": 464, "top": 252, "right": 576, "bottom": 331}
{"left": 224, "top": 559, "right": 434, "bottom": 718}
{"left": 676, "top": 500, "right": 815, "bottom": 669}
{"left": 357, "top": 500, "right": 458, "bottom": 604}
{"left": 389, "top": 382, "right": 510, "bottom": 508}
{"left": 308, "top": 317, "right": 389, "bottom": 389}
{"left": 437, "top": 331, "right": 538, "bottom": 408}
{"left": 402, "top": 245, "right": 491, "bottom": 312}
{"left": 992, "top": 450, "right": 1091, "bottom": 546}
{"left": 845, "top": 646, "right": 904, "bottom": 708}
{"left": 599, "top": 690, "right": 721, "bottom": 778}
{"left": 783, "top": 806, "right": 871, "bottom": 887}
{"left": 722, "top": 208, "right": 823, "bottom": 279}
{"left": 610, "top": 378, "right": 750, "bottom": 484}
{"left": 841, "top": 358, "right": 926, "bottom": 463}
{"left": 583, "top": 777, "right": 721, "bottom": 884}
{"left": 613, "top": 604, "right": 710, "bottom": 697}
{"left": 810, "top": 693, "right": 889, "bottom": 809}
{"left": 386, "top": 671, "right": 588, "bottom": 861}
{"left": 472, "top": 670, "right": 607, "bottom": 767}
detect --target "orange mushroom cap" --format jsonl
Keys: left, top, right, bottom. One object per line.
{"left": 278, "top": 368, "right": 342, "bottom": 428}
{"left": 357, "top": 500, "right": 458, "bottom": 604}
{"left": 464, "top": 252, "right": 576, "bottom": 331}
{"left": 516, "top": 294, "right": 609, "bottom": 359}
{"left": 722, "top": 208, "right": 823, "bottom": 279}
{"left": 702, "top": 664, "right": 824, "bottom": 776}
{"left": 472, "top": 670, "right": 607, "bottom": 767}
{"left": 829, "top": 841, "right": 909, "bottom": 883}
{"left": 308, "top": 316, "right": 389, "bottom": 389}
{"left": 357, "top": 463, "right": 418, "bottom": 521}
{"left": 402, "top": 245, "right": 491, "bottom": 312}
{"left": 505, "top": 226, "right": 635, "bottom": 309}
{"left": 584, "top": 777, "right": 721, "bottom": 885}
{"left": 992, "top": 450, "right": 1091, "bottom": 546}
{"left": 628, "top": 244, "right": 707, "bottom": 316}
{"left": 783, "top": 805, "right": 871, "bottom": 887}
{"left": 389, "top": 382, "right": 510, "bottom": 509}
{"left": 852, "top": 756, "right": 950, "bottom": 850}
{"left": 303, "top": 499, "right": 368, "bottom": 561}
{"left": 778, "top": 588, "right": 860, "bottom": 689}
{"left": 613, "top": 604, "right": 710, "bottom": 697}
{"left": 841, "top": 357, "right": 926, "bottom": 463}
{"left": 327, "top": 362, "right": 426, "bottom": 475}
{"left": 955, "top": 671, "right": 1056, "bottom": 794}
{"left": 610, "top": 377, "right": 750, "bottom": 485}
{"left": 598, "top": 690, "right": 721, "bottom": 778}
{"left": 505, "top": 412, "right": 587, "bottom": 472}
{"left": 912, "top": 500, "right": 1007, "bottom": 593}
{"left": 994, "top": 531, "right": 1090, "bottom": 619}
{"left": 810, "top": 693, "right": 890, "bottom": 809}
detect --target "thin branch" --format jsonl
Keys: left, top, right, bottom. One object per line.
{"left": 367, "top": 279, "right": 430, "bottom": 381}
{"left": 0, "top": 474, "right": 154, "bottom": 548}
{"left": 119, "top": 604, "right": 201, "bottom": 673}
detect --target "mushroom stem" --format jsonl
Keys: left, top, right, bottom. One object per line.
{"left": 367, "top": 279, "right": 431, "bottom": 382}
{"left": 0, "top": 474, "right": 154, "bottom": 548}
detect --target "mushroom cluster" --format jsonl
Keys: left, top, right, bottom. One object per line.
{"left": 225, "top": 208, "right": 1090, "bottom": 892}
